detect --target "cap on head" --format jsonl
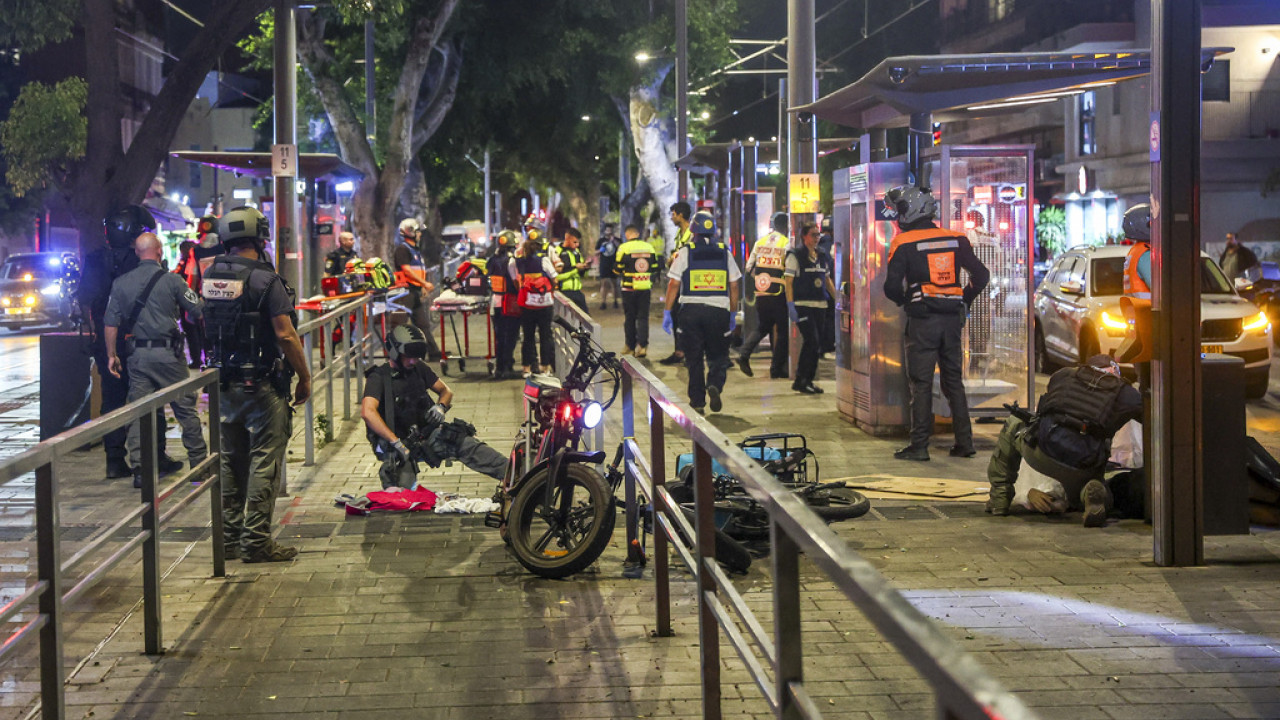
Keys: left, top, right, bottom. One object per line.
{"left": 884, "top": 185, "right": 938, "bottom": 225}
{"left": 690, "top": 210, "right": 716, "bottom": 236}
{"left": 219, "top": 206, "right": 270, "bottom": 249}
{"left": 104, "top": 205, "right": 157, "bottom": 249}
{"left": 1122, "top": 204, "right": 1151, "bottom": 242}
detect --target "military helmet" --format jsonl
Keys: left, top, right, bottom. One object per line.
{"left": 219, "top": 206, "right": 270, "bottom": 249}
{"left": 386, "top": 323, "right": 429, "bottom": 363}
{"left": 496, "top": 229, "right": 519, "bottom": 248}
{"left": 884, "top": 185, "right": 938, "bottom": 225}
{"left": 690, "top": 210, "right": 716, "bottom": 236}
{"left": 103, "top": 204, "right": 157, "bottom": 249}
{"left": 1122, "top": 203, "right": 1151, "bottom": 242}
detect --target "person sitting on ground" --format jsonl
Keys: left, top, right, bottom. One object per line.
{"left": 361, "top": 324, "right": 509, "bottom": 491}
{"left": 986, "top": 354, "right": 1143, "bottom": 527}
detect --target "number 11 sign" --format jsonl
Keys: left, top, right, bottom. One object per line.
{"left": 788, "top": 173, "right": 820, "bottom": 214}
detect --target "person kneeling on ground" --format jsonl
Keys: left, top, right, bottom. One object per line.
{"left": 360, "top": 324, "right": 508, "bottom": 490}
{"left": 986, "top": 354, "right": 1143, "bottom": 527}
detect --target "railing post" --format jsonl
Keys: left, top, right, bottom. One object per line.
{"left": 324, "top": 321, "right": 334, "bottom": 442}
{"left": 344, "top": 312, "right": 353, "bottom": 420}
{"left": 303, "top": 330, "right": 315, "bottom": 466}
{"left": 773, "top": 519, "right": 803, "bottom": 720}
{"left": 208, "top": 375, "right": 226, "bottom": 578}
{"left": 35, "top": 461, "right": 65, "bottom": 720}
{"left": 650, "top": 396, "right": 672, "bottom": 637}
{"left": 693, "top": 443, "right": 721, "bottom": 719}
{"left": 621, "top": 371, "right": 641, "bottom": 574}
{"left": 139, "top": 409, "right": 163, "bottom": 656}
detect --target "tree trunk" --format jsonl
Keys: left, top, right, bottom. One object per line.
{"left": 628, "top": 64, "right": 680, "bottom": 254}
{"left": 620, "top": 175, "right": 651, "bottom": 235}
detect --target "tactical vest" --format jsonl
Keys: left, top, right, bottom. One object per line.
{"left": 616, "top": 240, "right": 654, "bottom": 291}
{"left": 789, "top": 248, "right": 830, "bottom": 303}
{"left": 1123, "top": 242, "right": 1151, "bottom": 300}
{"left": 1037, "top": 366, "right": 1128, "bottom": 438}
{"left": 681, "top": 239, "right": 730, "bottom": 301}
{"left": 750, "top": 232, "right": 788, "bottom": 297}
{"left": 557, "top": 247, "right": 584, "bottom": 291}
{"left": 202, "top": 255, "right": 291, "bottom": 379}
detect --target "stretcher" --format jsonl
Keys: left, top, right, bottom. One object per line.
{"left": 431, "top": 290, "right": 493, "bottom": 376}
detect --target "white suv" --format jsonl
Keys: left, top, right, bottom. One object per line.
{"left": 1033, "top": 244, "right": 1272, "bottom": 398}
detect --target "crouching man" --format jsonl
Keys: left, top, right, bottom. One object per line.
{"left": 361, "top": 324, "right": 508, "bottom": 489}
{"left": 987, "top": 354, "right": 1144, "bottom": 527}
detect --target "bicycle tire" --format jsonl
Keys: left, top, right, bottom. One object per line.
{"left": 805, "top": 486, "right": 871, "bottom": 521}
{"left": 506, "top": 463, "right": 616, "bottom": 579}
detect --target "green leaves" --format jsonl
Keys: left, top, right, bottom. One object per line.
{"left": 0, "top": 77, "right": 86, "bottom": 196}
{"left": 0, "top": 0, "right": 77, "bottom": 53}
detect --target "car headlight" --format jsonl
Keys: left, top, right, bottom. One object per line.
{"left": 40, "top": 283, "right": 60, "bottom": 297}
{"left": 1099, "top": 309, "right": 1128, "bottom": 336}
{"left": 22, "top": 295, "right": 37, "bottom": 307}
{"left": 1243, "top": 311, "right": 1270, "bottom": 333}
{"left": 1, "top": 297, "right": 9, "bottom": 307}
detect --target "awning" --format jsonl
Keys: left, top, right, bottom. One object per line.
{"left": 675, "top": 138, "right": 859, "bottom": 174}
{"left": 793, "top": 48, "right": 1228, "bottom": 129}
{"left": 168, "top": 151, "right": 366, "bottom": 181}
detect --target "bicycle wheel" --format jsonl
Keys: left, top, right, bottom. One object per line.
{"left": 805, "top": 486, "right": 871, "bottom": 521}
{"left": 675, "top": 505, "right": 752, "bottom": 574}
{"left": 506, "top": 463, "right": 616, "bottom": 579}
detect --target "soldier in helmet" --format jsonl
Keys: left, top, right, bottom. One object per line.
{"left": 486, "top": 230, "right": 522, "bottom": 379}
{"left": 663, "top": 210, "right": 741, "bottom": 414}
{"left": 883, "top": 181, "right": 990, "bottom": 462}
{"left": 203, "top": 206, "right": 312, "bottom": 563}
{"left": 78, "top": 205, "right": 178, "bottom": 480}
{"left": 361, "top": 323, "right": 508, "bottom": 490}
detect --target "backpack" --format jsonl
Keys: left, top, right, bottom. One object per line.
{"left": 518, "top": 274, "right": 554, "bottom": 308}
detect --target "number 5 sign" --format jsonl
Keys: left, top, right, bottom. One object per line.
{"left": 788, "top": 173, "right": 820, "bottom": 213}
{"left": 272, "top": 144, "right": 297, "bottom": 177}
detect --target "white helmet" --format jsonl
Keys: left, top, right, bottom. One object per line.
{"left": 1122, "top": 203, "right": 1151, "bottom": 242}
{"left": 884, "top": 185, "right": 938, "bottom": 225}
{"left": 399, "top": 218, "right": 422, "bottom": 237}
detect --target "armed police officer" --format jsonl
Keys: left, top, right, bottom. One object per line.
{"left": 987, "top": 355, "right": 1144, "bottom": 527}
{"left": 324, "top": 231, "right": 358, "bottom": 277}
{"left": 883, "top": 181, "right": 990, "bottom": 462}
{"left": 79, "top": 205, "right": 177, "bottom": 480}
{"left": 203, "top": 207, "right": 312, "bottom": 563}
{"left": 103, "top": 233, "right": 207, "bottom": 488}
{"left": 361, "top": 324, "right": 508, "bottom": 490}
{"left": 737, "top": 212, "right": 791, "bottom": 379}
{"left": 615, "top": 225, "right": 653, "bottom": 357}
{"left": 663, "top": 211, "right": 741, "bottom": 414}
{"left": 487, "top": 230, "right": 522, "bottom": 380}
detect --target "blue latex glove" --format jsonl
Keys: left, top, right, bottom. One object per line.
{"left": 729, "top": 312, "right": 738, "bottom": 333}
{"left": 787, "top": 302, "right": 799, "bottom": 324}
{"left": 662, "top": 309, "right": 674, "bottom": 335}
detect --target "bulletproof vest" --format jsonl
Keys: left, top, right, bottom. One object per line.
{"left": 202, "top": 255, "right": 291, "bottom": 376}
{"left": 751, "top": 232, "right": 788, "bottom": 296}
{"left": 1037, "top": 366, "right": 1128, "bottom": 438}
{"left": 557, "top": 247, "right": 584, "bottom": 291}
{"left": 80, "top": 246, "right": 140, "bottom": 353}
{"left": 681, "top": 239, "right": 730, "bottom": 300}
{"left": 789, "top": 248, "right": 829, "bottom": 303}
{"left": 617, "top": 240, "right": 653, "bottom": 291}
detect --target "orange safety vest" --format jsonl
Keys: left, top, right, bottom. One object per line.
{"left": 1122, "top": 242, "right": 1151, "bottom": 302}
{"left": 1117, "top": 242, "right": 1153, "bottom": 363}
{"left": 887, "top": 227, "right": 968, "bottom": 301}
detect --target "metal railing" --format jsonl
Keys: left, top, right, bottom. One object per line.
{"left": 616, "top": 357, "right": 1038, "bottom": 720}
{"left": 295, "top": 293, "right": 381, "bottom": 467}
{"left": 551, "top": 292, "right": 605, "bottom": 452}
{"left": 0, "top": 369, "right": 225, "bottom": 720}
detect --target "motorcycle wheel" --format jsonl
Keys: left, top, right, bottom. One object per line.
{"left": 506, "top": 463, "right": 616, "bottom": 579}
{"left": 676, "top": 505, "right": 752, "bottom": 574}
{"left": 804, "top": 486, "right": 871, "bottom": 521}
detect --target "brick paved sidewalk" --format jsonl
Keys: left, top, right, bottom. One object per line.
{"left": 6, "top": 284, "right": 1280, "bottom": 719}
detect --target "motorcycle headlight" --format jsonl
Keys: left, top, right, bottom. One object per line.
{"left": 581, "top": 401, "right": 603, "bottom": 429}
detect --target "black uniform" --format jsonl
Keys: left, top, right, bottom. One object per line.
{"left": 884, "top": 223, "right": 990, "bottom": 452}
{"left": 486, "top": 248, "right": 520, "bottom": 376}
{"left": 786, "top": 247, "right": 832, "bottom": 390}
{"left": 669, "top": 237, "right": 740, "bottom": 409}
{"left": 324, "top": 247, "right": 358, "bottom": 277}
{"left": 203, "top": 254, "right": 298, "bottom": 559}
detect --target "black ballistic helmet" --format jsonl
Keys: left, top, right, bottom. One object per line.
{"left": 103, "top": 204, "right": 157, "bottom": 249}
{"left": 387, "top": 323, "right": 429, "bottom": 363}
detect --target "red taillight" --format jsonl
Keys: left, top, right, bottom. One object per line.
{"left": 560, "top": 402, "right": 575, "bottom": 422}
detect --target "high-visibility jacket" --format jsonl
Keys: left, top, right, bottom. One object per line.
{"left": 556, "top": 247, "right": 584, "bottom": 291}
{"left": 747, "top": 231, "right": 788, "bottom": 297}
{"left": 668, "top": 226, "right": 693, "bottom": 267}
{"left": 1123, "top": 242, "right": 1151, "bottom": 302}
{"left": 1118, "top": 242, "right": 1153, "bottom": 363}
{"left": 884, "top": 226, "right": 989, "bottom": 317}
{"left": 615, "top": 239, "right": 654, "bottom": 291}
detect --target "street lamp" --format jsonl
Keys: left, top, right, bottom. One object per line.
{"left": 634, "top": 51, "right": 653, "bottom": 63}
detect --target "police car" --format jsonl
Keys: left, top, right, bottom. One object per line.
{"left": 1033, "top": 244, "right": 1272, "bottom": 398}
{"left": 0, "top": 252, "right": 81, "bottom": 331}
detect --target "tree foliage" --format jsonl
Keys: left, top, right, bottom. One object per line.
{"left": 0, "top": 0, "right": 77, "bottom": 52}
{"left": 0, "top": 77, "right": 86, "bottom": 196}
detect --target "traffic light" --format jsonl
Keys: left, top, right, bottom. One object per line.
{"left": 932, "top": 122, "right": 942, "bottom": 146}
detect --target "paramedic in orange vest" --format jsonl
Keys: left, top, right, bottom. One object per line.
{"left": 883, "top": 183, "right": 990, "bottom": 462}
{"left": 486, "top": 230, "right": 522, "bottom": 380}
{"left": 1116, "top": 203, "right": 1153, "bottom": 377}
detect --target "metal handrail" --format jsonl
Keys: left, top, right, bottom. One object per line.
{"left": 0, "top": 369, "right": 225, "bottom": 720}
{"left": 616, "top": 357, "right": 1038, "bottom": 720}
{"left": 295, "top": 293, "right": 379, "bottom": 467}
{"left": 551, "top": 292, "right": 605, "bottom": 452}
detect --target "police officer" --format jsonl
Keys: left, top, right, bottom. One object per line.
{"left": 663, "top": 211, "right": 741, "bottom": 413}
{"left": 986, "top": 355, "right": 1144, "bottom": 526}
{"left": 325, "top": 231, "right": 358, "bottom": 277}
{"left": 103, "top": 233, "right": 207, "bottom": 488}
{"left": 203, "top": 207, "right": 312, "bottom": 563}
{"left": 361, "top": 324, "right": 508, "bottom": 489}
{"left": 615, "top": 225, "right": 653, "bottom": 357}
{"left": 393, "top": 218, "right": 442, "bottom": 361}
{"left": 658, "top": 202, "right": 695, "bottom": 366}
{"left": 554, "top": 227, "right": 590, "bottom": 312}
{"left": 883, "top": 182, "right": 990, "bottom": 461}
{"left": 79, "top": 205, "right": 176, "bottom": 479}
{"left": 487, "top": 230, "right": 522, "bottom": 379}
{"left": 737, "top": 212, "right": 791, "bottom": 379}
{"left": 785, "top": 222, "right": 837, "bottom": 394}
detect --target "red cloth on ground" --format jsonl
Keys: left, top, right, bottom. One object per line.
{"left": 346, "top": 487, "right": 438, "bottom": 515}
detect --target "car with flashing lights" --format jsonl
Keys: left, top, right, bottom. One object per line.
{"left": 1033, "top": 244, "right": 1272, "bottom": 399}
{"left": 0, "top": 252, "right": 81, "bottom": 332}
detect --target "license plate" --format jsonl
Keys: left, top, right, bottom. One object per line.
{"left": 4, "top": 307, "right": 29, "bottom": 315}
{"left": 1202, "top": 344, "right": 1224, "bottom": 354}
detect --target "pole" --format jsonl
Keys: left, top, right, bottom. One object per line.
{"left": 273, "top": 0, "right": 300, "bottom": 292}
{"left": 676, "top": 0, "right": 689, "bottom": 202}
{"left": 365, "top": 19, "right": 376, "bottom": 144}
{"left": 483, "top": 150, "right": 492, "bottom": 239}
{"left": 787, "top": 0, "right": 817, "bottom": 185}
